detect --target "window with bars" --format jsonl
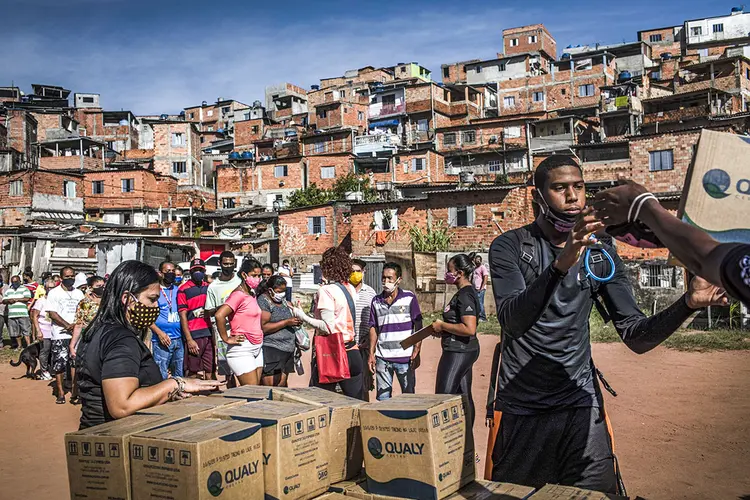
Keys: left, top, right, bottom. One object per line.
{"left": 9, "top": 180, "right": 23, "bottom": 197}
{"left": 449, "top": 205, "right": 475, "bottom": 227}
{"left": 92, "top": 180, "right": 104, "bottom": 194}
{"left": 171, "top": 133, "right": 185, "bottom": 146}
{"left": 307, "top": 216, "right": 326, "bottom": 234}
{"left": 578, "top": 84, "right": 595, "bottom": 97}
{"left": 63, "top": 180, "right": 77, "bottom": 198}
{"left": 649, "top": 34, "right": 662, "bottom": 42}
{"left": 443, "top": 133, "right": 457, "bottom": 146}
{"left": 641, "top": 264, "right": 676, "bottom": 288}
{"left": 488, "top": 160, "right": 502, "bottom": 172}
{"left": 462, "top": 131, "right": 476, "bottom": 144}
{"left": 503, "top": 96, "right": 516, "bottom": 108}
{"left": 172, "top": 161, "right": 187, "bottom": 174}
{"left": 222, "top": 198, "right": 236, "bottom": 209}
{"left": 275, "top": 165, "right": 288, "bottom": 177}
{"left": 374, "top": 209, "right": 398, "bottom": 230}
{"left": 712, "top": 23, "right": 723, "bottom": 33}
{"left": 533, "top": 92, "right": 545, "bottom": 102}
{"left": 649, "top": 150, "right": 674, "bottom": 171}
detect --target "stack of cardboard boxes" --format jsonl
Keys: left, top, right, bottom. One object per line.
{"left": 66, "top": 388, "right": 628, "bottom": 500}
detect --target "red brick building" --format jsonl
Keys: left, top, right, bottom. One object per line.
{"left": 0, "top": 169, "right": 84, "bottom": 226}
{"left": 277, "top": 203, "right": 350, "bottom": 266}
{"left": 184, "top": 99, "right": 250, "bottom": 135}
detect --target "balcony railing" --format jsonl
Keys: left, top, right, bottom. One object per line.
{"left": 353, "top": 133, "right": 401, "bottom": 156}
{"left": 370, "top": 102, "right": 406, "bottom": 119}
{"left": 529, "top": 134, "right": 574, "bottom": 153}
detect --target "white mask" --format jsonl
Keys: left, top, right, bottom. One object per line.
{"left": 272, "top": 291, "right": 285, "bottom": 303}
{"left": 382, "top": 280, "right": 399, "bottom": 294}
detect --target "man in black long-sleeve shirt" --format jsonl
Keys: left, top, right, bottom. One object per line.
{"left": 488, "top": 156, "right": 726, "bottom": 493}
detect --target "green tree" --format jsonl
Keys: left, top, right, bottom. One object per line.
{"left": 286, "top": 173, "right": 379, "bottom": 209}
{"left": 286, "top": 183, "right": 333, "bottom": 209}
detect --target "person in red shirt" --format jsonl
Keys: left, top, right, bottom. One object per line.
{"left": 178, "top": 259, "right": 214, "bottom": 379}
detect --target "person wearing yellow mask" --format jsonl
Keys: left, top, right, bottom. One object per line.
{"left": 351, "top": 259, "right": 377, "bottom": 400}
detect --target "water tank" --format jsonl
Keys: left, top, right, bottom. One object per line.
{"left": 228, "top": 152, "right": 241, "bottom": 160}
{"left": 201, "top": 100, "right": 207, "bottom": 106}
{"left": 732, "top": 6, "right": 743, "bottom": 12}
{"left": 118, "top": 119, "right": 129, "bottom": 126}
{"left": 618, "top": 71, "right": 633, "bottom": 83}
{"left": 217, "top": 128, "right": 224, "bottom": 134}
{"left": 311, "top": 85, "right": 320, "bottom": 90}
{"left": 217, "top": 97, "right": 223, "bottom": 102}
{"left": 561, "top": 53, "right": 571, "bottom": 60}
{"left": 240, "top": 151, "right": 253, "bottom": 159}
{"left": 459, "top": 171, "right": 475, "bottom": 184}
{"left": 179, "top": 110, "right": 186, "bottom": 116}
{"left": 660, "top": 52, "right": 672, "bottom": 60}
{"left": 160, "top": 114, "right": 168, "bottom": 120}
{"left": 566, "top": 44, "right": 573, "bottom": 49}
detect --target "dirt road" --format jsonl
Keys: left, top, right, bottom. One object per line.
{"left": 1, "top": 337, "right": 749, "bottom": 499}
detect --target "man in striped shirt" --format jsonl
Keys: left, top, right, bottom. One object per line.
{"left": 367, "top": 262, "right": 423, "bottom": 401}
{"left": 3, "top": 275, "right": 32, "bottom": 349}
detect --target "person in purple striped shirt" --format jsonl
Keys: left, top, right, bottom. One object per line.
{"left": 367, "top": 262, "right": 423, "bottom": 401}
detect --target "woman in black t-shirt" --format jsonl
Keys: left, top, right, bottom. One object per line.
{"left": 432, "top": 253, "right": 481, "bottom": 427}
{"left": 77, "top": 260, "right": 222, "bottom": 429}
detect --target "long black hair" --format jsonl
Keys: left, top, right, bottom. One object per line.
{"left": 83, "top": 260, "right": 160, "bottom": 341}
{"left": 448, "top": 252, "right": 477, "bottom": 281}
{"left": 257, "top": 275, "right": 286, "bottom": 299}
{"left": 238, "top": 257, "right": 262, "bottom": 296}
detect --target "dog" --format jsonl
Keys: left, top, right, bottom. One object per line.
{"left": 9, "top": 342, "right": 42, "bottom": 379}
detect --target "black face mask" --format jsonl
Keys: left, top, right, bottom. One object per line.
{"left": 62, "top": 278, "right": 75, "bottom": 289}
{"left": 163, "top": 272, "right": 176, "bottom": 285}
{"left": 191, "top": 271, "right": 205, "bottom": 284}
{"left": 606, "top": 221, "right": 664, "bottom": 249}
{"left": 220, "top": 265, "right": 235, "bottom": 277}
{"left": 91, "top": 286, "right": 104, "bottom": 297}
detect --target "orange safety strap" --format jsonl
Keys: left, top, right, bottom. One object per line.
{"left": 483, "top": 410, "right": 502, "bottom": 480}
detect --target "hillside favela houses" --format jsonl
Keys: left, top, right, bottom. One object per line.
{"left": 3, "top": 6, "right": 750, "bottom": 310}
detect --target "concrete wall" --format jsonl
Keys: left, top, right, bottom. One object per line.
{"left": 466, "top": 57, "right": 527, "bottom": 85}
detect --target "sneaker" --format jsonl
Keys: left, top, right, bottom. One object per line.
{"left": 56, "top": 395, "right": 66, "bottom": 405}
{"left": 41, "top": 372, "right": 52, "bottom": 381}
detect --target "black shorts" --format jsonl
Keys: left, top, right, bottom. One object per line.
{"left": 262, "top": 346, "right": 294, "bottom": 376}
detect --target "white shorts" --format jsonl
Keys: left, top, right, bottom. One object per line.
{"left": 225, "top": 340, "right": 264, "bottom": 376}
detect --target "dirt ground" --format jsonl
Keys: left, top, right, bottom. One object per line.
{"left": 1, "top": 337, "right": 749, "bottom": 500}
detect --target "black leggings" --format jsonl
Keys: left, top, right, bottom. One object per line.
{"left": 435, "top": 348, "right": 480, "bottom": 427}
{"left": 313, "top": 348, "right": 365, "bottom": 401}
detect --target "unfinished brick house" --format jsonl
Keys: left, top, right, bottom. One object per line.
{"left": 0, "top": 169, "right": 84, "bottom": 226}
{"left": 184, "top": 98, "right": 250, "bottom": 136}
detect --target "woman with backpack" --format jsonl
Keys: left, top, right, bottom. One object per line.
{"left": 293, "top": 246, "right": 365, "bottom": 400}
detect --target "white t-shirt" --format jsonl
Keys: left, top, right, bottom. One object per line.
{"left": 32, "top": 298, "right": 54, "bottom": 339}
{"left": 46, "top": 286, "right": 84, "bottom": 340}
{"left": 278, "top": 265, "right": 293, "bottom": 288}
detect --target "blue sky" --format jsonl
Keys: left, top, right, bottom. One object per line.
{"left": 3, "top": 0, "right": 728, "bottom": 115}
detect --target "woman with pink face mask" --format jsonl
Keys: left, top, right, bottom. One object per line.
{"left": 432, "top": 253, "right": 481, "bottom": 428}
{"left": 214, "top": 258, "right": 265, "bottom": 386}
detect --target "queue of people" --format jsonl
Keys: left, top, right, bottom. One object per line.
{"left": 11, "top": 152, "right": 749, "bottom": 495}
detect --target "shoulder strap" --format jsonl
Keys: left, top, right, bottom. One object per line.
{"left": 518, "top": 225, "right": 545, "bottom": 279}
{"left": 334, "top": 282, "right": 357, "bottom": 332}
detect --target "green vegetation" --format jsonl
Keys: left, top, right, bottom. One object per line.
{"left": 286, "top": 173, "right": 378, "bottom": 209}
{"left": 408, "top": 221, "right": 453, "bottom": 252}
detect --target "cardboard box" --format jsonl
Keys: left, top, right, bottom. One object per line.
{"left": 208, "top": 400, "right": 331, "bottom": 500}
{"left": 140, "top": 396, "right": 246, "bottom": 416}
{"left": 448, "top": 480, "right": 535, "bottom": 500}
{"left": 315, "top": 494, "right": 349, "bottom": 500}
{"left": 680, "top": 129, "right": 750, "bottom": 243}
{"left": 334, "top": 482, "right": 403, "bottom": 500}
{"left": 359, "top": 394, "right": 475, "bottom": 500}
{"left": 273, "top": 387, "right": 363, "bottom": 483}
{"left": 130, "top": 418, "right": 264, "bottom": 500}
{"left": 210, "top": 385, "right": 273, "bottom": 401}
{"left": 328, "top": 474, "right": 366, "bottom": 494}
{"left": 65, "top": 413, "right": 194, "bottom": 500}
{"left": 529, "top": 484, "right": 628, "bottom": 500}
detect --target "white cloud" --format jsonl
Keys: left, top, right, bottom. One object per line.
{"left": 4, "top": 5, "right": 647, "bottom": 114}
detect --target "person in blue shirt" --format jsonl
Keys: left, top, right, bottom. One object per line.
{"left": 150, "top": 261, "right": 184, "bottom": 379}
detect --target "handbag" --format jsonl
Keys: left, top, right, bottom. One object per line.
{"left": 284, "top": 300, "right": 311, "bottom": 351}
{"left": 313, "top": 283, "right": 356, "bottom": 384}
